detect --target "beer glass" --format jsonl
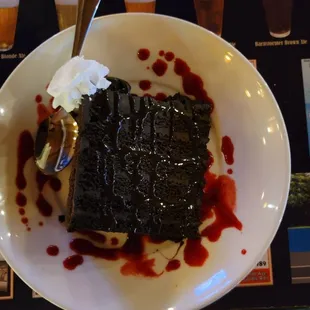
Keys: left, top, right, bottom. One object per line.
{"left": 54, "top": 0, "right": 78, "bottom": 31}
{"left": 125, "top": 0, "right": 156, "bottom": 13}
{"left": 263, "top": 0, "right": 293, "bottom": 38}
{"left": 0, "top": 0, "right": 19, "bottom": 52}
{"left": 194, "top": 0, "right": 224, "bottom": 36}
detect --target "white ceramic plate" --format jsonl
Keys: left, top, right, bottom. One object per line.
{"left": 0, "top": 13, "right": 290, "bottom": 310}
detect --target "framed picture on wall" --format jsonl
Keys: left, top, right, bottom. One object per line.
{"left": 0, "top": 254, "right": 14, "bottom": 300}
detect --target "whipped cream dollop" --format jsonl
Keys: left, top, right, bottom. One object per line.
{"left": 47, "top": 56, "right": 111, "bottom": 112}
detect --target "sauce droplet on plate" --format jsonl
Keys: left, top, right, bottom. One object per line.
{"left": 152, "top": 59, "right": 168, "bottom": 76}
{"left": 35, "top": 94, "right": 42, "bottom": 103}
{"left": 16, "top": 192, "right": 27, "bottom": 207}
{"left": 138, "top": 48, "right": 150, "bottom": 61}
{"left": 164, "top": 51, "right": 175, "bottom": 62}
{"left": 165, "top": 259, "right": 181, "bottom": 272}
{"left": 221, "top": 136, "right": 234, "bottom": 165}
{"left": 19, "top": 208, "right": 25, "bottom": 216}
{"left": 21, "top": 217, "right": 28, "bottom": 225}
{"left": 47, "top": 245, "right": 59, "bottom": 256}
{"left": 154, "top": 92, "right": 167, "bottom": 101}
{"left": 63, "top": 255, "right": 84, "bottom": 270}
{"left": 139, "top": 80, "right": 152, "bottom": 91}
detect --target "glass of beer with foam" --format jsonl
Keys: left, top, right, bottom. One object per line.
{"left": 125, "top": 0, "right": 156, "bottom": 13}
{"left": 54, "top": 0, "right": 78, "bottom": 31}
{"left": 0, "top": 0, "right": 19, "bottom": 52}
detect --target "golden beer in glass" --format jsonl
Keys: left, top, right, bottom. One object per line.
{"left": 55, "top": 0, "right": 78, "bottom": 31}
{"left": 125, "top": 0, "right": 156, "bottom": 13}
{"left": 194, "top": 0, "right": 224, "bottom": 36}
{"left": 0, "top": 0, "right": 19, "bottom": 52}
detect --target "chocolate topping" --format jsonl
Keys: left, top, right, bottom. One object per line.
{"left": 66, "top": 86, "right": 212, "bottom": 240}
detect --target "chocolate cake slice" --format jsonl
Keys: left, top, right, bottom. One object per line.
{"left": 66, "top": 88, "right": 212, "bottom": 240}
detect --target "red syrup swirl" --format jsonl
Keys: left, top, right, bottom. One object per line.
{"left": 47, "top": 245, "right": 59, "bottom": 256}
{"left": 36, "top": 170, "right": 61, "bottom": 192}
{"left": 165, "top": 259, "right": 181, "bottom": 272}
{"left": 36, "top": 103, "right": 50, "bottom": 125}
{"left": 35, "top": 170, "right": 61, "bottom": 217}
{"left": 16, "top": 113, "right": 62, "bottom": 229}
{"left": 227, "top": 168, "right": 233, "bottom": 175}
{"left": 164, "top": 52, "right": 175, "bottom": 62}
{"left": 70, "top": 238, "right": 119, "bottom": 261}
{"left": 36, "top": 103, "right": 51, "bottom": 126}
{"left": 221, "top": 136, "right": 234, "bottom": 165}
{"left": 120, "top": 234, "right": 144, "bottom": 260}
{"left": 120, "top": 235, "right": 162, "bottom": 277}
{"left": 143, "top": 93, "right": 167, "bottom": 101}
{"left": 69, "top": 234, "right": 162, "bottom": 277}
{"left": 16, "top": 192, "right": 27, "bottom": 207}
{"left": 201, "top": 172, "right": 242, "bottom": 241}
{"left": 139, "top": 80, "right": 152, "bottom": 91}
{"left": 154, "top": 92, "right": 167, "bottom": 101}
{"left": 152, "top": 59, "right": 168, "bottom": 76}
{"left": 207, "top": 150, "right": 214, "bottom": 170}
{"left": 121, "top": 258, "right": 163, "bottom": 278}
{"left": 184, "top": 238, "right": 209, "bottom": 267}
{"left": 174, "top": 58, "right": 214, "bottom": 112}
{"left": 35, "top": 94, "right": 54, "bottom": 125}
{"left": 63, "top": 255, "right": 84, "bottom": 270}
{"left": 138, "top": 48, "right": 150, "bottom": 61}
{"left": 16, "top": 130, "right": 34, "bottom": 190}
{"left": 79, "top": 230, "right": 107, "bottom": 244}
{"left": 36, "top": 193, "right": 53, "bottom": 217}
